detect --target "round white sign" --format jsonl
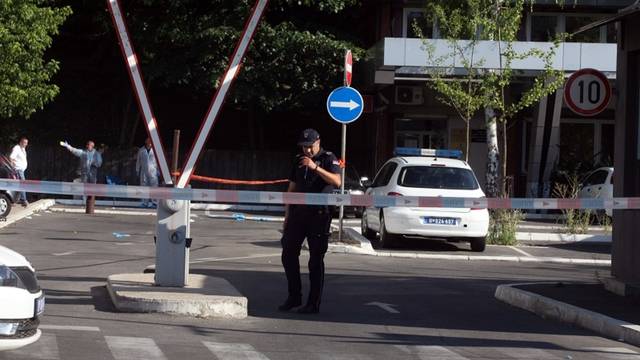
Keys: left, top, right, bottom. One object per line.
{"left": 564, "top": 68, "right": 611, "bottom": 116}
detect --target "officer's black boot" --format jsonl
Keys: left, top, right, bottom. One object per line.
{"left": 278, "top": 297, "right": 302, "bottom": 312}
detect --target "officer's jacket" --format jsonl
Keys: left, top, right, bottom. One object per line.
{"left": 289, "top": 149, "right": 341, "bottom": 194}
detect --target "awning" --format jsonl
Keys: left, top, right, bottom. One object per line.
{"left": 573, "top": 0, "right": 640, "bottom": 35}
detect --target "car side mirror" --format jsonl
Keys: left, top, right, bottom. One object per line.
{"left": 360, "top": 176, "right": 372, "bottom": 188}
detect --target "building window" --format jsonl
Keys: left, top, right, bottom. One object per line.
{"left": 530, "top": 15, "right": 558, "bottom": 41}
{"left": 565, "top": 15, "right": 601, "bottom": 43}
{"left": 395, "top": 118, "right": 447, "bottom": 149}
{"left": 403, "top": 8, "right": 435, "bottom": 38}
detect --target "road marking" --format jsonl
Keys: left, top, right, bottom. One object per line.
{"left": 40, "top": 324, "right": 100, "bottom": 332}
{"left": 365, "top": 302, "right": 399, "bottom": 314}
{"left": 508, "top": 246, "right": 534, "bottom": 257}
{"left": 5, "top": 332, "right": 59, "bottom": 359}
{"left": 396, "top": 345, "right": 469, "bottom": 360}
{"left": 106, "top": 336, "right": 167, "bottom": 360}
{"left": 191, "top": 253, "right": 280, "bottom": 264}
{"left": 584, "top": 347, "right": 640, "bottom": 359}
{"left": 496, "top": 348, "right": 557, "bottom": 359}
{"left": 203, "top": 342, "right": 270, "bottom": 360}
{"left": 52, "top": 251, "right": 75, "bottom": 256}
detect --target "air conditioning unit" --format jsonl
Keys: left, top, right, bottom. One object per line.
{"left": 395, "top": 86, "right": 424, "bottom": 105}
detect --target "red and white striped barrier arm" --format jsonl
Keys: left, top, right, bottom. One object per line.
{"left": 2, "top": 179, "right": 639, "bottom": 210}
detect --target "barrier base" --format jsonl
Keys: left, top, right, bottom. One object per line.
{"left": 106, "top": 273, "right": 247, "bottom": 319}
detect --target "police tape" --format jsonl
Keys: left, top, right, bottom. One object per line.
{"left": 1, "top": 179, "right": 639, "bottom": 210}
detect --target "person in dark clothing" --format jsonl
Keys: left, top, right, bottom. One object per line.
{"left": 279, "top": 128, "right": 342, "bottom": 314}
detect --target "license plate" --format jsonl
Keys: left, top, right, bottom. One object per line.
{"left": 422, "top": 217, "right": 460, "bottom": 226}
{"left": 35, "top": 296, "right": 45, "bottom": 316}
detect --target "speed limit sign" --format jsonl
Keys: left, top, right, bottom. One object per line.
{"left": 564, "top": 68, "right": 611, "bottom": 116}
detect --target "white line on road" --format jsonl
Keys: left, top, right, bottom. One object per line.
{"left": 40, "top": 324, "right": 100, "bottom": 332}
{"left": 203, "top": 342, "right": 270, "bottom": 360}
{"left": 365, "top": 302, "right": 399, "bottom": 314}
{"left": 5, "top": 332, "right": 59, "bottom": 359}
{"left": 508, "top": 246, "right": 534, "bottom": 257}
{"left": 106, "top": 336, "right": 167, "bottom": 360}
{"left": 52, "top": 251, "right": 75, "bottom": 256}
{"left": 191, "top": 253, "right": 281, "bottom": 264}
{"left": 396, "top": 345, "right": 470, "bottom": 360}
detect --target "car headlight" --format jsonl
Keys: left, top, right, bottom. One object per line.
{"left": 0, "top": 265, "right": 24, "bottom": 289}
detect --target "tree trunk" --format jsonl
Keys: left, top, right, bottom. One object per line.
{"left": 465, "top": 119, "right": 470, "bottom": 162}
{"left": 485, "top": 107, "right": 500, "bottom": 198}
{"left": 501, "top": 120, "right": 508, "bottom": 196}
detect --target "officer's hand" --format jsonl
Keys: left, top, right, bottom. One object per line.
{"left": 298, "top": 156, "right": 316, "bottom": 170}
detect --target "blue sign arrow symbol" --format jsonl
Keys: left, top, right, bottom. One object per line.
{"left": 326, "top": 86, "right": 364, "bottom": 124}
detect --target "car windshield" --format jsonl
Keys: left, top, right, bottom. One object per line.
{"left": 398, "top": 166, "right": 479, "bottom": 190}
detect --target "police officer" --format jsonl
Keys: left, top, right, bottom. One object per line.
{"left": 279, "top": 128, "right": 342, "bottom": 314}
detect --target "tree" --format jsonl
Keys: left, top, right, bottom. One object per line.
{"left": 0, "top": 0, "right": 71, "bottom": 119}
{"left": 420, "top": 0, "right": 565, "bottom": 197}
{"left": 119, "top": 0, "right": 364, "bottom": 112}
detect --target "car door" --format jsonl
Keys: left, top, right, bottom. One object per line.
{"left": 365, "top": 161, "right": 398, "bottom": 231}
{"left": 579, "top": 169, "right": 610, "bottom": 198}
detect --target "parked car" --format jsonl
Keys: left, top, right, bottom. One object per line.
{"left": 361, "top": 148, "right": 489, "bottom": 251}
{"left": 0, "top": 155, "right": 19, "bottom": 219}
{"left": 0, "top": 245, "right": 44, "bottom": 351}
{"left": 578, "top": 167, "right": 614, "bottom": 217}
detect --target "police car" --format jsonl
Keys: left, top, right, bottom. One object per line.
{"left": 0, "top": 245, "right": 44, "bottom": 351}
{"left": 361, "top": 148, "right": 489, "bottom": 251}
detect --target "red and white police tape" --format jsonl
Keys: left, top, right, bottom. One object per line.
{"left": 1, "top": 179, "right": 639, "bottom": 210}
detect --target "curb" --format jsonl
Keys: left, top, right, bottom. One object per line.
{"left": 495, "top": 282, "right": 640, "bottom": 347}
{"left": 49, "top": 207, "right": 156, "bottom": 216}
{"left": 0, "top": 199, "right": 56, "bottom": 229}
{"left": 332, "top": 227, "right": 610, "bottom": 266}
{"left": 516, "top": 232, "right": 611, "bottom": 243}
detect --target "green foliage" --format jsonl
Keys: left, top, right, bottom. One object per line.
{"left": 122, "top": 0, "right": 364, "bottom": 112}
{"left": 0, "top": 0, "right": 71, "bottom": 119}
{"left": 552, "top": 173, "right": 591, "bottom": 234}
{"left": 487, "top": 209, "right": 523, "bottom": 245}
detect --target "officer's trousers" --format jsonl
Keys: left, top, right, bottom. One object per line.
{"left": 281, "top": 206, "right": 332, "bottom": 307}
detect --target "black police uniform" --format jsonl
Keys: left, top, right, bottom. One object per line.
{"left": 281, "top": 148, "right": 341, "bottom": 310}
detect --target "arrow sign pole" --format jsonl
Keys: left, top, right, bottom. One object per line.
{"left": 365, "top": 302, "right": 400, "bottom": 314}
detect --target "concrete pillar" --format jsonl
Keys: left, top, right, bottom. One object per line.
{"left": 612, "top": 13, "right": 640, "bottom": 285}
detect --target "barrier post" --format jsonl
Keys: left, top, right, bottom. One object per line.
{"left": 172, "top": 130, "right": 180, "bottom": 184}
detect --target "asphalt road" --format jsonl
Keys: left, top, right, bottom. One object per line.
{"left": 0, "top": 209, "right": 636, "bottom": 360}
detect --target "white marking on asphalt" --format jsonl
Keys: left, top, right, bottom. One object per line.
{"left": 114, "top": 242, "right": 134, "bottom": 246}
{"left": 5, "top": 332, "right": 59, "bottom": 359}
{"left": 106, "top": 336, "right": 167, "bottom": 360}
{"left": 203, "top": 342, "right": 270, "bottom": 360}
{"left": 508, "top": 246, "right": 534, "bottom": 257}
{"left": 52, "top": 251, "right": 75, "bottom": 256}
{"left": 40, "top": 324, "right": 100, "bottom": 332}
{"left": 396, "top": 345, "right": 469, "bottom": 360}
{"left": 365, "top": 302, "right": 399, "bottom": 314}
{"left": 497, "top": 347, "right": 557, "bottom": 359}
{"left": 191, "top": 253, "right": 281, "bottom": 264}
{"left": 584, "top": 347, "right": 640, "bottom": 359}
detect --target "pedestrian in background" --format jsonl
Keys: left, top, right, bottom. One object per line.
{"left": 279, "top": 128, "right": 342, "bottom": 314}
{"left": 9, "top": 137, "right": 29, "bottom": 207}
{"left": 60, "top": 140, "right": 103, "bottom": 184}
{"left": 136, "top": 138, "right": 159, "bottom": 208}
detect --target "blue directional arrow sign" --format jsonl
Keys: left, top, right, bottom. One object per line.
{"left": 326, "top": 86, "right": 364, "bottom": 124}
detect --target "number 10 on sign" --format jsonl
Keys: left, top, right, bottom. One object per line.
{"left": 564, "top": 68, "right": 611, "bottom": 117}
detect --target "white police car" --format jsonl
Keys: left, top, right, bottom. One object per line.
{"left": 361, "top": 148, "right": 489, "bottom": 251}
{"left": 0, "top": 245, "right": 44, "bottom": 351}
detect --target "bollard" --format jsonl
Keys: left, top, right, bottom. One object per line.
{"left": 85, "top": 196, "right": 95, "bottom": 214}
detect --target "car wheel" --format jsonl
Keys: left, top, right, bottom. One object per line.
{"left": 470, "top": 237, "right": 486, "bottom": 252}
{"left": 0, "top": 193, "right": 11, "bottom": 218}
{"left": 360, "top": 212, "right": 376, "bottom": 239}
{"left": 379, "top": 214, "right": 398, "bottom": 248}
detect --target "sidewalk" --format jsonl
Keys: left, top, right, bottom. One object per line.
{"left": 496, "top": 282, "right": 640, "bottom": 347}
{"left": 517, "top": 220, "right": 611, "bottom": 243}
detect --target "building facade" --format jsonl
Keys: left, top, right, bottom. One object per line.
{"left": 359, "top": 0, "right": 633, "bottom": 197}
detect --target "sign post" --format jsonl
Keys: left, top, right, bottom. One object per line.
{"left": 327, "top": 50, "right": 361, "bottom": 242}
{"left": 564, "top": 68, "right": 612, "bottom": 117}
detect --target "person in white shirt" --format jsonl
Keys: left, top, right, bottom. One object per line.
{"left": 136, "top": 138, "right": 159, "bottom": 208}
{"left": 9, "top": 137, "right": 29, "bottom": 207}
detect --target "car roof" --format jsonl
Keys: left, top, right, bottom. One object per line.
{"left": 0, "top": 245, "right": 32, "bottom": 268}
{"left": 390, "top": 156, "right": 472, "bottom": 169}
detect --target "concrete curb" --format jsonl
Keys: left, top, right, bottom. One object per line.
{"left": 331, "top": 227, "right": 610, "bottom": 266}
{"left": 49, "top": 207, "right": 156, "bottom": 216}
{"left": 0, "top": 199, "right": 56, "bottom": 229}
{"left": 495, "top": 282, "right": 640, "bottom": 347}
{"left": 55, "top": 199, "right": 285, "bottom": 212}
{"left": 106, "top": 273, "right": 248, "bottom": 319}
{"left": 516, "top": 232, "right": 611, "bottom": 243}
